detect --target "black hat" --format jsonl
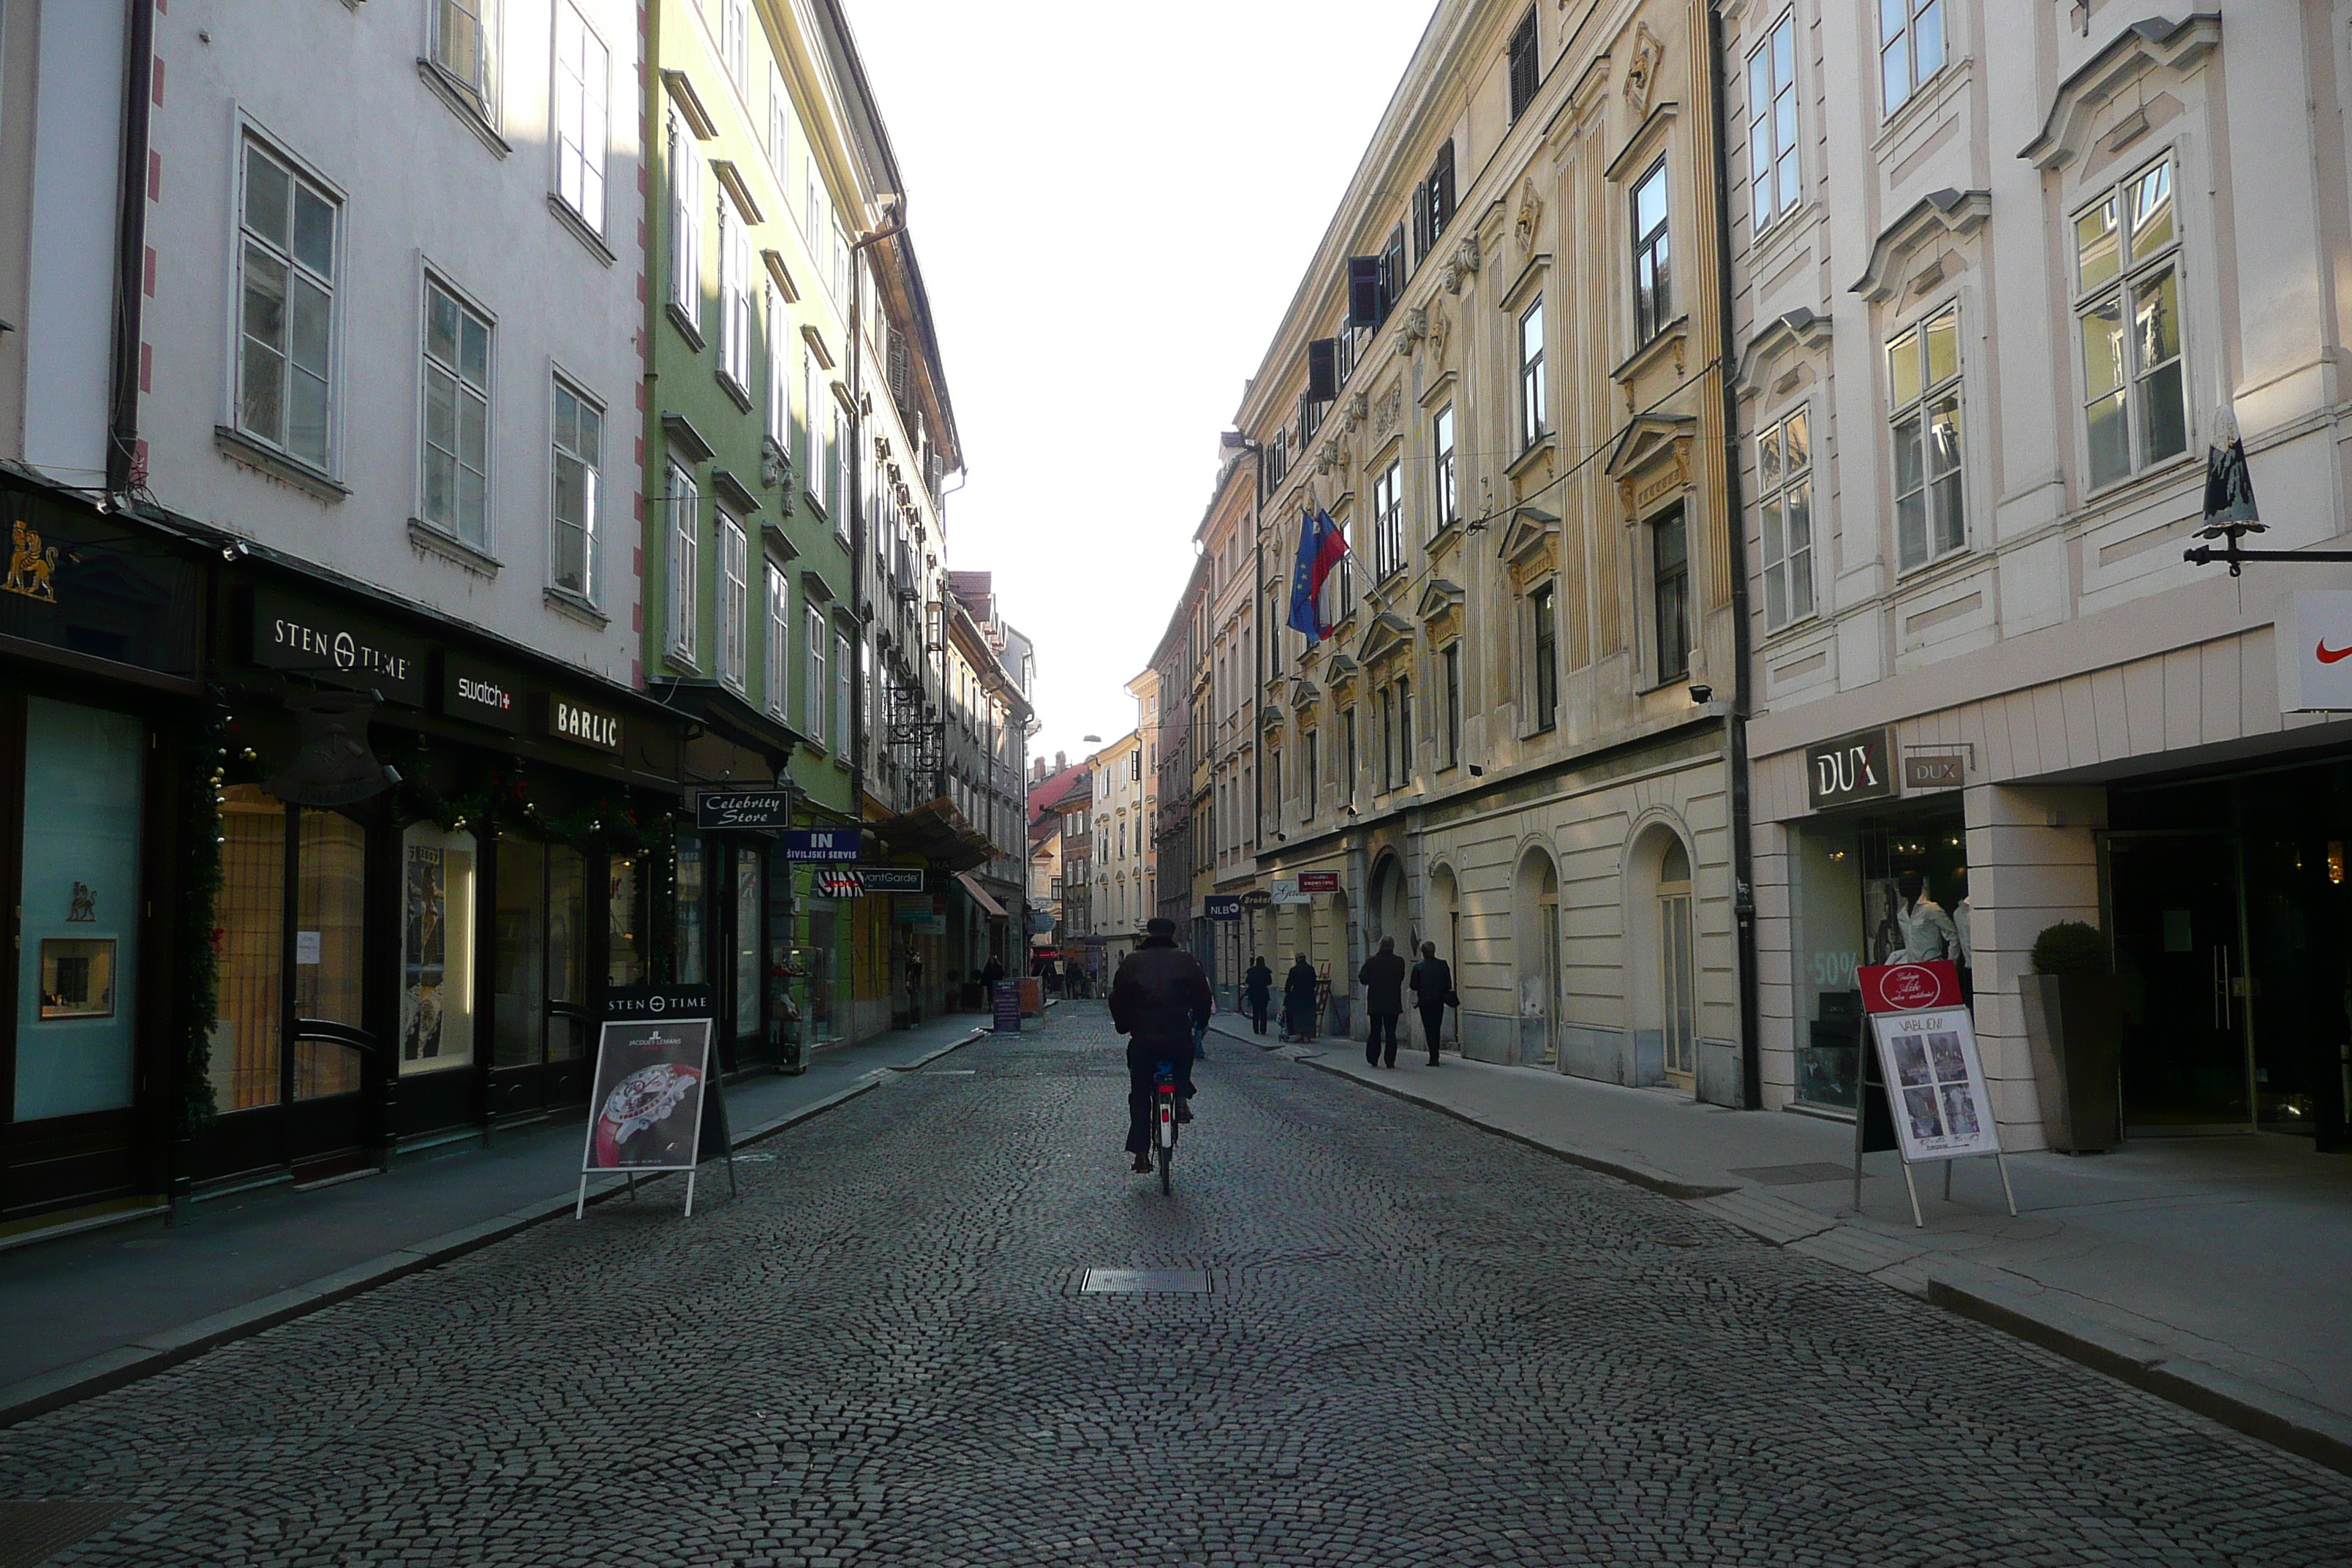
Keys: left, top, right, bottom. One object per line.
{"left": 1145, "top": 916, "right": 1177, "bottom": 937}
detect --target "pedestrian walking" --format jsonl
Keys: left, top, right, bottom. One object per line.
{"left": 1409, "top": 941, "right": 1455, "bottom": 1066}
{"left": 1243, "top": 956, "right": 1273, "bottom": 1035}
{"left": 1281, "top": 954, "right": 1317, "bottom": 1041}
{"left": 1358, "top": 937, "right": 1407, "bottom": 1068}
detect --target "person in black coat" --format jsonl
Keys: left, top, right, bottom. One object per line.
{"left": 1109, "top": 918, "right": 1213, "bottom": 1172}
{"left": 1282, "top": 954, "right": 1318, "bottom": 1041}
{"left": 1410, "top": 941, "right": 1455, "bottom": 1066}
{"left": 1358, "top": 936, "right": 1408, "bottom": 1068}
{"left": 1243, "top": 957, "right": 1274, "bottom": 1034}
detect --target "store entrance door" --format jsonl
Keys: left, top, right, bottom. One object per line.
{"left": 2106, "top": 833, "right": 2253, "bottom": 1133}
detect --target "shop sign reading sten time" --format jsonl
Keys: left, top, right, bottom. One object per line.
{"left": 1806, "top": 726, "right": 1897, "bottom": 810}
{"left": 251, "top": 587, "right": 426, "bottom": 706}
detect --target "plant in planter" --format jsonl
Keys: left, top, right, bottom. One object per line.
{"left": 2020, "top": 919, "right": 2125, "bottom": 1152}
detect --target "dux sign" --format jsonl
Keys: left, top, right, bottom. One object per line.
{"left": 1806, "top": 727, "right": 1896, "bottom": 810}
{"left": 2275, "top": 592, "right": 2352, "bottom": 712}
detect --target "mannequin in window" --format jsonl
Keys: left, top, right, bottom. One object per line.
{"left": 1891, "top": 870, "right": 1959, "bottom": 965}
{"left": 1951, "top": 866, "right": 1974, "bottom": 1002}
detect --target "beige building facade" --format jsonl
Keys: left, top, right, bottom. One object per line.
{"left": 1231, "top": 0, "right": 1747, "bottom": 1097}
{"left": 1726, "top": 4, "right": 2352, "bottom": 1151}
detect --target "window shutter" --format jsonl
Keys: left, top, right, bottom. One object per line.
{"left": 1306, "top": 337, "right": 1338, "bottom": 402}
{"left": 1508, "top": 9, "right": 1538, "bottom": 121}
{"left": 1379, "top": 225, "right": 1406, "bottom": 316}
{"left": 1346, "top": 257, "right": 1383, "bottom": 329}
{"left": 1410, "top": 183, "right": 1431, "bottom": 261}
{"left": 1432, "top": 140, "right": 1455, "bottom": 235}
{"left": 886, "top": 327, "right": 911, "bottom": 412}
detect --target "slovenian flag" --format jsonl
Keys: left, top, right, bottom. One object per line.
{"left": 1286, "top": 508, "right": 1349, "bottom": 642}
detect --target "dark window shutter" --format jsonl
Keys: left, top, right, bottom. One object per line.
{"left": 886, "top": 328, "right": 911, "bottom": 411}
{"left": 1379, "top": 225, "right": 1406, "bottom": 316}
{"left": 1307, "top": 337, "right": 1338, "bottom": 402}
{"left": 1432, "top": 140, "right": 1456, "bottom": 236}
{"left": 1508, "top": 9, "right": 1538, "bottom": 121}
{"left": 1347, "top": 257, "right": 1382, "bottom": 328}
{"left": 1410, "top": 183, "right": 1431, "bottom": 262}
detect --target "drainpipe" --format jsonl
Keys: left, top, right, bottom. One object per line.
{"left": 108, "top": 0, "right": 157, "bottom": 496}
{"left": 1708, "top": 1, "right": 1764, "bottom": 1111}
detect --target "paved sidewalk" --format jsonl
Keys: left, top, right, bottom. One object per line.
{"left": 0, "top": 1013, "right": 989, "bottom": 1422}
{"left": 1212, "top": 1015, "right": 2352, "bottom": 1475}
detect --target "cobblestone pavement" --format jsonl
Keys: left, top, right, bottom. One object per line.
{"left": 6, "top": 1004, "right": 2352, "bottom": 1567}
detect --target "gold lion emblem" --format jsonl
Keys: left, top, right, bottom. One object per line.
{"left": 4, "top": 519, "right": 58, "bottom": 603}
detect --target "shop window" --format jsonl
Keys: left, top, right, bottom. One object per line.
{"left": 213, "top": 787, "right": 287, "bottom": 1113}
{"left": 735, "top": 844, "right": 764, "bottom": 1044}
{"left": 15, "top": 700, "right": 143, "bottom": 1121}
{"left": 401, "top": 821, "right": 477, "bottom": 1074}
{"left": 494, "top": 838, "right": 589, "bottom": 1070}
{"left": 294, "top": 810, "right": 367, "bottom": 1100}
{"left": 677, "top": 831, "right": 706, "bottom": 984}
{"left": 607, "top": 856, "right": 645, "bottom": 985}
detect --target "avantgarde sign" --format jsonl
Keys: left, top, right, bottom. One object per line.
{"left": 251, "top": 586, "right": 426, "bottom": 706}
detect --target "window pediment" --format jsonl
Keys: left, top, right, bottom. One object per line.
{"left": 2022, "top": 14, "right": 2219, "bottom": 172}
{"left": 1354, "top": 611, "right": 1414, "bottom": 668}
{"left": 1498, "top": 505, "right": 1561, "bottom": 568}
{"left": 1603, "top": 410, "right": 1695, "bottom": 482}
{"left": 1850, "top": 189, "right": 1990, "bottom": 302}
{"left": 1735, "top": 307, "right": 1832, "bottom": 399}
{"left": 1414, "top": 577, "right": 1466, "bottom": 622}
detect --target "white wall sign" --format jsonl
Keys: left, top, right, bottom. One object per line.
{"left": 2275, "top": 592, "right": 2352, "bottom": 712}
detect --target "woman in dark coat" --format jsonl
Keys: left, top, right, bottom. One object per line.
{"left": 1243, "top": 957, "right": 1275, "bottom": 1035}
{"left": 1281, "top": 954, "right": 1319, "bottom": 1041}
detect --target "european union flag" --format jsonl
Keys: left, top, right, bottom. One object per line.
{"left": 1286, "top": 508, "right": 1348, "bottom": 642}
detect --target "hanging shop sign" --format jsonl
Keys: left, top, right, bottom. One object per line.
{"left": 2275, "top": 591, "right": 2352, "bottom": 712}
{"left": 815, "top": 867, "right": 924, "bottom": 896}
{"left": 440, "top": 655, "right": 525, "bottom": 734}
{"left": 782, "top": 829, "right": 863, "bottom": 862}
{"left": 1204, "top": 894, "right": 1242, "bottom": 921}
{"left": 602, "top": 984, "right": 715, "bottom": 1020}
{"left": 545, "top": 693, "right": 625, "bottom": 753}
{"left": 893, "top": 894, "right": 936, "bottom": 922}
{"left": 1269, "top": 878, "right": 1313, "bottom": 905}
{"left": 1241, "top": 889, "right": 1273, "bottom": 909}
{"left": 1806, "top": 726, "right": 1896, "bottom": 810}
{"left": 1297, "top": 871, "right": 1341, "bottom": 894}
{"left": 696, "top": 789, "right": 796, "bottom": 829}
{"left": 250, "top": 586, "right": 426, "bottom": 706}
{"left": 1903, "top": 753, "right": 1965, "bottom": 790}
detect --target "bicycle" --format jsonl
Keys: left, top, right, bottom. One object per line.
{"left": 1152, "top": 1061, "right": 1180, "bottom": 1194}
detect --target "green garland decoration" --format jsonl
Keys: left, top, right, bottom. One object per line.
{"left": 176, "top": 706, "right": 230, "bottom": 1134}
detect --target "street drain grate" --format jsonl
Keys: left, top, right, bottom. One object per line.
{"left": 1728, "top": 1162, "right": 1855, "bottom": 1187}
{"left": 1081, "top": 1268, "right": 1210, "bottom": 1294}
{"left": 0, "top": 1501, "right": 133, "bottom": 1568}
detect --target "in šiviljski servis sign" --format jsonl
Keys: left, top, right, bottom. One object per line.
{"left": 1806, "top": 727, "right": 1896, "bottom": 810}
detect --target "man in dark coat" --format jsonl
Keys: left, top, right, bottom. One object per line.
{"left": 1282, "top": 954, "right": 1318, "bottom": 1041}
{"left": 1410, "top": 941, "right": 1454, "bottom": 1067}
{"left": 1109, "top": 917, "right": 1213, "bottom": 1173}
{"left": 1358, "top": 936, "right": 1408, "bottom": 1068}
{"left": 1243, "top": 956, "right": 1274, "bottom": 1034}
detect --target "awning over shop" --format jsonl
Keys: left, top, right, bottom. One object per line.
{"left": 872, "top": 796, "right": 993, "bottom": 874}
{"left": 955, "top": 870, "right": 1009, "bottom": 919}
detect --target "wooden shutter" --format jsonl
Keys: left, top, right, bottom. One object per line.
{"left": 1346, "top": 257, "right": 1382, "bottom": 328}
{"left": 1431, "top": 140, "right": 1455, "bottom": 237}
{"left": 1306, "top": 338, "right": 1338, "bottom": 402}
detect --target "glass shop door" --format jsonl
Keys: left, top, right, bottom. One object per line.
{"left": 2106, "top": 832, "right": 2254, "bottom": 1134}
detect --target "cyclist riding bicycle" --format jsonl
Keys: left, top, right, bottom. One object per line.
{"left": 1109, "top": 916, "right": 1212, "bottom": 1175}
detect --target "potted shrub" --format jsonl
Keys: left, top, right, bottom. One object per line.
{"left": 2019, "top": 920, "right": 2125, "bottom": 1152}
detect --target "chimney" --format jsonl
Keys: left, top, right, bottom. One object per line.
{"left": 1030, "top": 757, "right": 1044, "bottom": 783}
{"left": 1055, "top": 750, "right": 1066, "bottom": 769}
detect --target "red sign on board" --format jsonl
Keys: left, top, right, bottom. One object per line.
{"left": 1858, "top": 960, "right": 1961, "bottom": 1014}
{"left": 1297, "top": 871, "right": 1341, "bottom": 893}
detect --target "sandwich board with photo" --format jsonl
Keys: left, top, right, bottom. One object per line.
{"left": 575, "top": 984, "right": 737, "bottom": 1218}
{"left": 1854, "top": 962, "right": 2016, "bottom": 1228}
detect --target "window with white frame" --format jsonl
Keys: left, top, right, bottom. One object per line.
{"left": 1431, "top": 402, "right": 1456, "bottom": 530}
{"left": 717, "top": 513, "right": 749, "bottom": 692}
{"left": 668, "top": 115, "right": 702, "bottom": 331}
{"left": 830, "top": 406, "right": 848, "bottom": 524}
{"left": 421, "top": 279, "right": 491, "bottom": 547}
{"left": 804, "top": 606, "right": 828, "bottom": 745}
{"left": 765, "top": 284, "right": 789, "bottom": 451}
{"left": 766, "top": 64, "right": 791, "bottom": 182}
{"left": 719, "top": 0, "right": 749, "bottom": 93}
{"left": 1888, "top": 304, "right": 1965, "bottom": 570}
{"left": 2076, "top": 157, "right": 2187, "bottom": 489}
{"left": 803, "top": 152, "right": 822, "bottom": 241}
{"left": 764, "top": 561, "right": 790, "bottom": 719}
{"left": 667, "top": 462, "right": 699, "bottom": 662}
{"left": 832, "top": 218, "right": 851, "bottom": 307}
{"left": 1518, "top": 298, "right": 1548, "bottom": 446}
{"left": 552, "top": 4, "right": 608, "bottom": 234}
{"left": 1633, "top": 159, "right": 1671, "bottom": 342}
{"left": 1757, "top": 405, "right": 1814, "bottom": 629}
{"left": 718, "top": 190, "right": 752, "bottom": 393}
{"left": 1747, "top": 12, "right": 1798, "bottom": 230}
{"left": 431, "top": 0, "right": 496, "bottom": 117}
{"left": 1879, "top": 0, "right": 1945, "bottom": 116}
{"left": 551, "top": 380, "right": 601, "bottom": 602}
{"left": 1371, "top": 456, "right": 1404, "bottom": 581}
{"left": 802, "top": 344, "right": 825, "bottom": 511}
{"left": 235, "top": 137, "right": 338, "bottom": 471}
{"left": 832, "top": 629, "right": 851, "bottom": 751}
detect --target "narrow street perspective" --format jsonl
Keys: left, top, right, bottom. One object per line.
{"left": 5, "top": 1006, "right": 2350, "bottom": 1566}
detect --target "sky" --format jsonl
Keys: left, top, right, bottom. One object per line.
{"left": 841, "top": 0, "right": 1443, "bottom": 775}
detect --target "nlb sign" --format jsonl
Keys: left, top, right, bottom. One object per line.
{"left": 1806, "top": 727, "right": 1896, "bottom": 810}
{"left": 2276, "top": 592, "right": 2352, "bottom": 712}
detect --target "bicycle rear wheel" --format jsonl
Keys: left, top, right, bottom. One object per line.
{"left": 1156, "top": 1141, "right": 1171, "bottom": 1194}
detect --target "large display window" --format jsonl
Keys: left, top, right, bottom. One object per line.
{"left": 14, "top": 698, "right": 144, "bottom": 1121}
{"left": 400, "top": 821, "right": 477, "bottom": 1074}
{"left": 493, "top": 837, "right": 589, "bottom": 1070}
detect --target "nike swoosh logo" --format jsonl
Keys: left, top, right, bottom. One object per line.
{"left": 2321, "top": 641, "right": 2352, "bottom": 664}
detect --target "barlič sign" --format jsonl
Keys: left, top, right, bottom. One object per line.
{"left": 546, "top": 695, "right": 623, "bottom": 753}
{"left": 1806, "top": 727, "right": 1896, "bottom": 810}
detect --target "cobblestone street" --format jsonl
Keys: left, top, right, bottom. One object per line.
{"left": 5, "top": 1004, "right": 2351, "bottom": 1566}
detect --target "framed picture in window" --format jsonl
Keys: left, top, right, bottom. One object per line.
{"left": 40, "top": 938, "right": 116, "bottom": 1019}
